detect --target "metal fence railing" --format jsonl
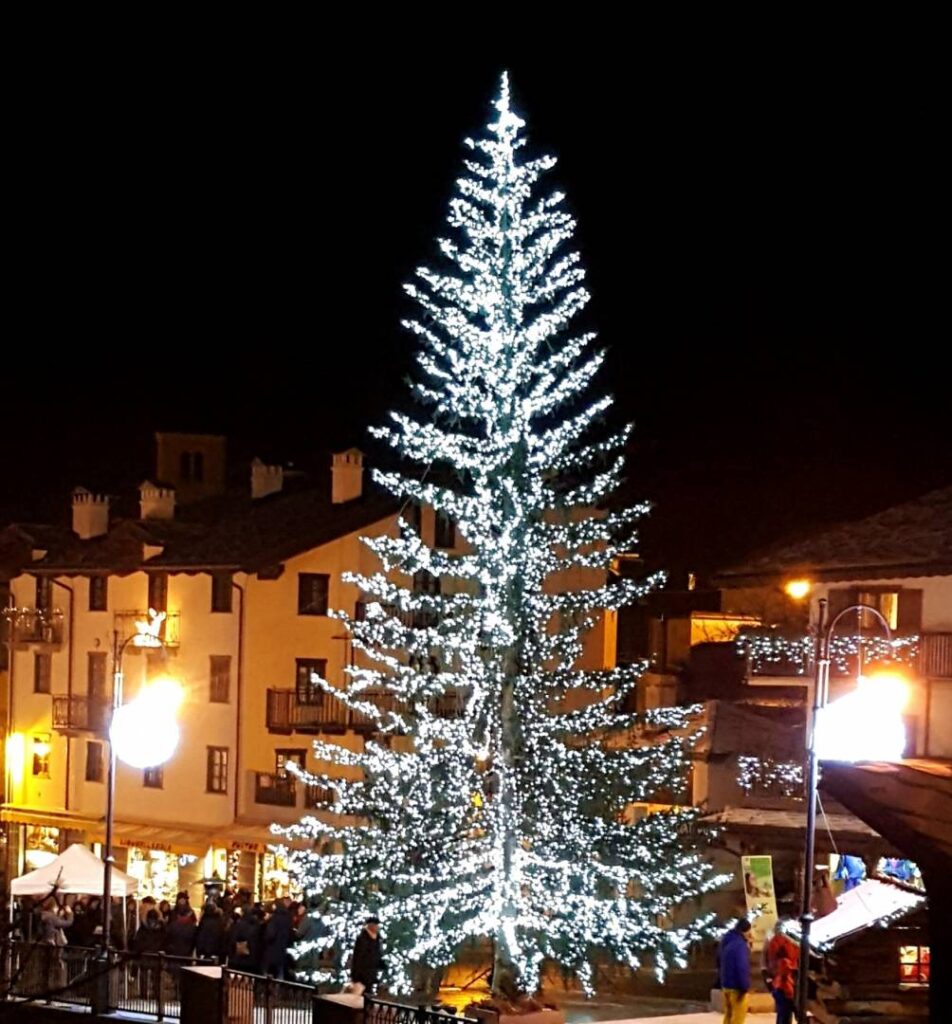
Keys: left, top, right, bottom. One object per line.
{"left": 1, "top": 941, "right": 203, "bottom": 1020}
{"left": 3, "top": 944, "right": 478, "bottom": 1024}
{"left": 224, "top": 969, "right": 316, "bottom": 1024}
{"left": 2, "top": 940, "right": 98, "bottom": 1007}
{"left": 111, "top": 951, "right": 205, "bottom": 1019}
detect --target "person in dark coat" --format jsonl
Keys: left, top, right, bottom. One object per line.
{"left": 77, "top": 896, "right": 103, "bottom": 947}
{"left": 350, "top": 916, "right": 383, "bottom": 994}
{"left": 172, "top": 891, "right": 197, "bottom": 925}
{"left": 263, "top": 898, "right": 294, "bottom": 980}
{"left": 164, "top": 904, "right": 198, "bottom": 959}
{"left": 133, "top": 909, "right": 165, "bottom": 953}
{"left": 132, "top": 909, "right": 165, "bottom": 998}
{"left": 195, "top": 902, "right": 226, "bottom": 961}
{"left": 228, "top": 908, "right": 263, "bottom": 974}
{"left": 718, "top": 918, "right": 751, "bottom": 1024}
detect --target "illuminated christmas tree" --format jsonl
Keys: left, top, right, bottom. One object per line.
{"left": 279, "top": 73, "right": 724, "bottom": 996}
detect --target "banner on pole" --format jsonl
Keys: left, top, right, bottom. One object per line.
{"left": 741, "top": 854, "right": 779, "bottom": 950}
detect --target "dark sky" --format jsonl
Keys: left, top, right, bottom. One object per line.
{"left": 5, "top": 46, "right": 948, "bottom": 579}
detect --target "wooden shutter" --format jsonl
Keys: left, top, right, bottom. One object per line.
{"left": 897, "top": 590, "right": 924, "bottom": 634}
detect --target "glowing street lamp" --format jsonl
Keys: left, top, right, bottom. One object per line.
{"left": 110, "top": 676, "right": 183, "bottom": 769}
{"left": 784, "top": 579, "right": 812, "bottom": 601}
{"left": 100, "top": 611, "right": 183, "bottom": 957}
{"left": 814, "top": 671, "right": 909, "bottom": 763}
{"left": 798, "top": 600, "right": 908, "bottom": 1021}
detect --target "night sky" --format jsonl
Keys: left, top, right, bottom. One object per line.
{"left": 5, "top": 47, "right": 948, "bottom": 580}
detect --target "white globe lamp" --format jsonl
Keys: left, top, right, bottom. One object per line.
{"left": 110, "top": 677, "right": 183, "bottom": 769}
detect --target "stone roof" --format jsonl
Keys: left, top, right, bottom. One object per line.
{"left": 0, "top": 485, "right": 399, "bottom": 576}
{"left": 716, "top": 485, "right": 952, "bottom": 585}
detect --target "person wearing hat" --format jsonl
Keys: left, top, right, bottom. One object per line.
{"left": 350, "top": 916, "right": 383, "bottom": 994}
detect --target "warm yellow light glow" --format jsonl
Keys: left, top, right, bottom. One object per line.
{"left": 784, "top": 579, "right": 812, "bottom": 601}
{"left": 816, "top": 672, "right": 909, "bottom": 762}
{"left": 143, "top": 676, "right": 185, "bottom": 711}
{"left": 111, "top": 677, "right": 183, "bottom": 769}
{"left": 865, "top": 670, "right": 910, "bottom": 709}
{"left": 6, "top": 733, "right": 26, "bottom": 788}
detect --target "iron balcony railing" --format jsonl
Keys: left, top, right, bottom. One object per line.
{"left": 427, "top": 688, "right": 470, "bottom": 718}
{"left": 52, "top": 695, "right": 109, "bottom": 733}
{"left": 266, "top": 686, "right": 471, "bottom": 735}
{"left": 248, "top": 772, "right": 335, "bottom": 815}
{"left": 3, "top": 606, "right": 65, "bottom": 644}
{"left": 305, "top": 783, "right": 335, "bottom": 808}
{"left": 113, "top": 610, "right": 181, "bottom": 648}
{"left": 738, "top": 629, "right": 952, "bottom": 680}
{"left": 737, "top": 629, "right": 923, "bottom": 679}
{"left": 254, "top": 770, "right": 296, "bottom": 806}
{"left": 266, "top": 688, "right": 351, "bottom": 734}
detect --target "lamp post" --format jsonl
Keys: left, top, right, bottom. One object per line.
{"left": 797, "top": 597, "right": 896, "bottom": 1022}
{"left": 99, "top": 610, "right": 182, "bottom": 954}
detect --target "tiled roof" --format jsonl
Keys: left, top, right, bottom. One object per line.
{"left": 0, "top": 486, "right": 399, "bottom": 576}
{"left": 716, "top": 486, "right": 952, "bottom": 584}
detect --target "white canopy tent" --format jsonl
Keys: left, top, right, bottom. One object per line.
{"left": 10, "top": 842, "right": 136, "bottom": 898}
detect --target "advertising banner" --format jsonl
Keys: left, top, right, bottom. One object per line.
{"left": 741, "top": 854, "right": 779, "bottom": 950}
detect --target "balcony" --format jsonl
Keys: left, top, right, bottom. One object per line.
{"left": 113, "top": 610, "right": 181, "bottom": 648}
{"left": 52, "top": 695, "right": 108, "bottom": 734}
{"left": 427, "top": 688, "right": 471, "bottom": 718}
{"left": 4, "top": 608, "right": 65, "bottom": 645}
{"left": 266, "top": 689, "right": 350, "bottom": 734}
{"left": 266, "top": 686, "right": 472, "bottom": 735}
{"left": 305, "top": 783, "right": 335, "bottom": 808}
{"left": 349, "top": 691, "right": 400, "bottom": 733}
{"left": 244, "top": 771, "right": 339, "bottom": 824}
{"left": 737, "top": 628, "right": 923, "bottom": 684}
{"left": 254, "top": 771, "right": 296, "bottom": 806}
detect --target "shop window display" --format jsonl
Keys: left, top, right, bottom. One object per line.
{"left": 260, "top": 849, "right": 301, "bottom": 902}
{"left": 24, "top": 825, "right": 60, "bottom": 870}
{"left": 124, "top": 847, "right": 182, "bottom": 903}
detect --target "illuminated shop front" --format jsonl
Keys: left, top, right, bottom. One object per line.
{"left": 123, "top": 847, "right": 202, "bottom": 904}
{"left": 24, "top": 825, "right": 60, "bottom": 871}
{"left": 259, "top": 848, "right": 302, "bottom": 902}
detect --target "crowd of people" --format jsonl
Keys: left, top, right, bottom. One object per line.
{"left": 134, "top": 891, "right": 331, "bottom": 982}
{"left": 21, "top": 888, "right": 333, "bottom": 986}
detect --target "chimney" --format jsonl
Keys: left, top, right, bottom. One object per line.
{"left": 251, "top": 458, "right": 284, "bottom": 500}
{"left": 331, "top": 449, "right": 364, "bottom": 504}
{"left": 139, "top": 480, "right": 176, "bottom": 520}
{"left": 71, "top": 487, "right": 110, "bottom": 539}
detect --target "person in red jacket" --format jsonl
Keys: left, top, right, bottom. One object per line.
{"left": 765, "top": 924, "right": 799, "bottom": 1024}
